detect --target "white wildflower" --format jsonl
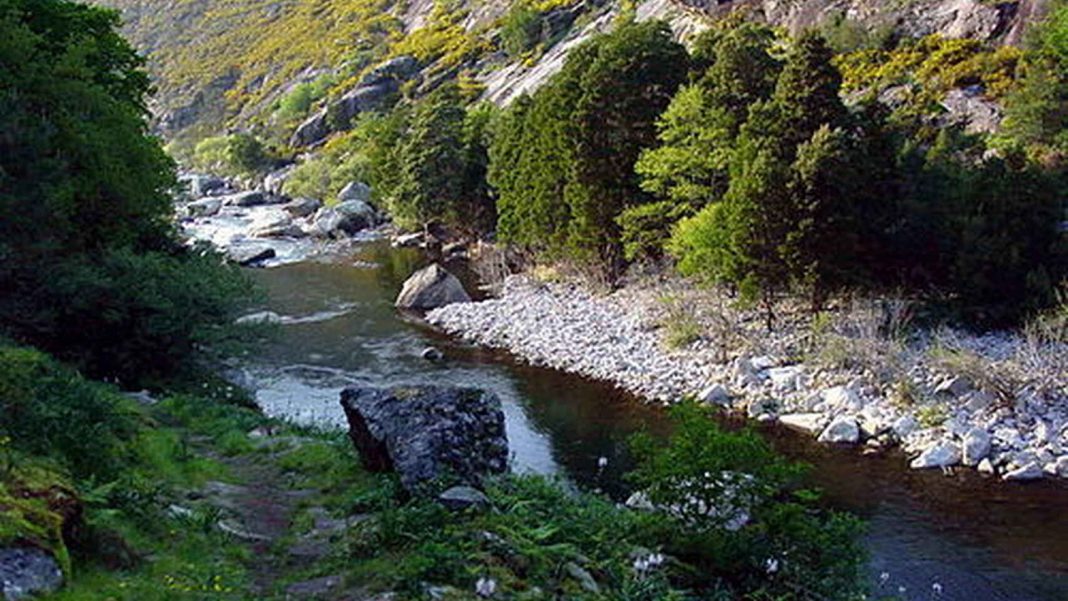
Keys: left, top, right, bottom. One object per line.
{"left": 475, "top": 577, "right": 496, "bottom": 598}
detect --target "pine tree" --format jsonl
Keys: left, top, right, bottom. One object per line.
{"left": 564, "top": 19, "right": 689, "bottom": 273}
{"left": 632, "top": 21, "right": 780, "bottom": 261}
{"left": 490, "top": 19, "right": 688, "bottom": 272}
{"left": 783, "top": 125, "right": 861, "bottom": 308}
{"left": 392, "top": 83, "right": 468, "bottom": 229}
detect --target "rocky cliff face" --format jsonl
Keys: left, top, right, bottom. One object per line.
{"left": 95, "top": 0, "right": 1050, "bottom": 141}
{"left": 679, "top": 0, "right": 1049, "bottom": 43}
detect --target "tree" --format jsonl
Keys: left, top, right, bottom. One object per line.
{"left": 491, "top": 20, "right": 688, "bottom": 270}
{"left": 632, "top": 22, "right": 781, "bottom": 261}
{"left": 389, "top": 84, "right": 495, "bottom": 233}
{"left": 392, "top": 83, "right": 468, "bottom": 228}
{"left": 1001, "top": 4, "right": 1068, "bottom": 159}
{"left": 783, "top": 125, "right": 863, "bottom": 308}
{"left": 666, "top": 31, "right": 862, "bottom": 324}
{"left": 0, "top": 0, "right": 253, "bottom": 383}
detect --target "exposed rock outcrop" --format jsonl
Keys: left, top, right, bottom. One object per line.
{"left": 339, "top": 386, "right": 509, "bottom": 492}
{"left": 291, "top": 56, "right": 419, "bottom": 147}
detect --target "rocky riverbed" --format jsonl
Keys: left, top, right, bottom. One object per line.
{"left": 427, "top": 274, "right": 1068, "bottom": 482}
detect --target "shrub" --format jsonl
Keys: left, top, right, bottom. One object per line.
{"left": 192, "top": 133, "right": 270, "bottom": 177}
{"left": 0, "top": 345, "right": 138, "bottom": 481}
{"left": 275, "top": 75, "right": 334, "bottom": 121}
{"left": 500, "top": 3, "right": 543, "bottom": 56}
{"left": 628, "top": 403, "right": 868, "bottom": 600}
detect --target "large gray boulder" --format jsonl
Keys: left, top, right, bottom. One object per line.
{"left": 941, "top": 87, "right": 1002, "bottom": 135}
{"left": 283, "top": 197, "right": 323, "bottom": 219}
{"left": 263, "top": 165, "right": 295, "bottom": 196}
{"left": 186, "top": 197, "right": 222, "bottom": 218}
{"left": 395, "top": 264, "right": 470, "bottom": 310}
{"left": 359, "top": 55, "right": 418, "bottom": 87}
{"left": 338, "top": 181, "right": 372, "bottom": 204}
{"left": 227, "top": 245, "right": 276, "bottom": 266}
{"left": 221, "top": 190, "right": 267, "bottom": 207}
{"left": 290, "top": 56, "right": 418, "bottom": 147}
{"left": 0, "top": 547, "right": 63, "bottom": 601}
{"left": 339, "top": 386, "right": 509, "bottom": 492}
{"left": 180, "top": 173, "right": 227, "bottom": 198}
{"left": 311, "top": 200, "right": 376, "bottom": 238}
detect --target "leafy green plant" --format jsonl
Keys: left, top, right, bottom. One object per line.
{"left": 628, "top": 403, "right": 868, "bottom": 600}
{"left": 192, "top": 133, "right": 271, "bottom": 177}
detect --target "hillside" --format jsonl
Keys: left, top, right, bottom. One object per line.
{"left": 97, "top": 0, "right": 1051, "bottom": 144}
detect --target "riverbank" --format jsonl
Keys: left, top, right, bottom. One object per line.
{"left": 427, "top": 272, "right": 1068, "bottom": 482}
{"left": 1, "top": 341, "right": 874, "bottom": 600}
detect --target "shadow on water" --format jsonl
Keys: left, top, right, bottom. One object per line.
{"left": 242, "top": 239, "right": 1068, "bottom": 601}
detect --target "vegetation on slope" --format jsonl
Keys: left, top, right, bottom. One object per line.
{"left": 291, "top": 9, "right": 1060, "bottom": 329}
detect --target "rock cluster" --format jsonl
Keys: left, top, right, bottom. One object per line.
{"left": 339, "top": 386, "right": 509, "bottom": 492}
{"left": 176, "top": 172, "right": 385, "bottom": 266}
{"left": 291, "top": 56, "right": 419, "bottom": 147}
{"left": 428, "top": 275, "right": 1068, "bottom": 482}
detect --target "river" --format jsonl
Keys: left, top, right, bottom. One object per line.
{"left": 210, "top": 223, "right": 1068, "bottom": 601}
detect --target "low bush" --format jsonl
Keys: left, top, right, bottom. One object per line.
{"left": 628, "top": 403, "right": 869, "bottom": 599}
{"left": 192, "top": 133, "right": 271, "bottom": 177}
{"left": 0, "top": 345, "right": 139, "bottom": 481}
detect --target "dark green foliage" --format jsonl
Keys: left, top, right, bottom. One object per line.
{"left": 500, "top": 3, "right": 543, "bottom": 56}
{"left": 672, "top": 32, "right": 862, "bottom": 319}
{"left": 0, "top": 0, "right": 254, "bottom": 384}
{"left": 491, "top": 19, "right": 688, "bottom": 273}
{"left": 392, "top": 83, "right": 468, "bottom": 227}
{"left": 896, "top": 136, "right": 1067, "bottom": 325}
{"left": 0, "top": 346, "right": 139, "bottom": 481}
{"left": 1001, "top": 3, "right": 1068, "bottom": 158}
{"left": 618, "top": 200, "right": 692, "bottom": 262}
{"left": 783, "top": 125, "right": 864, "bottom": 308}
{"left": 628, "top": 403, "right": 868, "bottom": 600}
{"left": 634, "top": 22, "right": 780, "bottom": 265}
{"left": 389, "top": 83, "right": 495, "bottom": 231}
{"left": 489, "top": 86, "right": 577, "bottom": 251}
{"left": 32, "top": 246, "right": 256, "bottom": 383}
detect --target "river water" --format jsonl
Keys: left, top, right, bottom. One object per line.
{"left": 213, "top": 225, "right": 1068, "bottom": 601}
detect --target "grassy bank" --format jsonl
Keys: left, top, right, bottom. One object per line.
{"left": 0, "top": 343, "right": 870, "bottom": 600}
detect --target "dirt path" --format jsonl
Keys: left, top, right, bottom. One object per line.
{"left": 189, "top": 437, "right": 327, "bottom": 599}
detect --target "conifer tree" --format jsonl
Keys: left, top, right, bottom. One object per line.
{"left": 392, "top": 83, "right": 468, "bottom": 228}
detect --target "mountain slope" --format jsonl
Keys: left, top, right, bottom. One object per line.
{"left": 97, "top": 0, "right": 1051, "bottom": 144}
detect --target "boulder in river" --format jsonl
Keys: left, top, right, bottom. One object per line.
{"left": 283, "top": 197, "right": 323, "bottom": 219}
{"left": 186, "top": 198, "right": 222, "bottom": 218}
{"left": 312, "top": 200, "right": 376, "bottom": 238}
{"left": 227, "top": 246, "right": 276, "bottom": 267}
{"left": 339, "top": 386, "right": 509, "bottom": 492}
{"left": 221, "top": 191, "right": 267, "bottom": 207}
{"left": 180, "top": 173, "right": 227, "bottom": 198}
{"left": 818, "top": 416, "right": 859, "bottom": 444}
{"left": 0, "top": 547, "right": 64, "bottom": 600}
{"left": 395, "top": 264, "right": 471, "bottom": 310}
